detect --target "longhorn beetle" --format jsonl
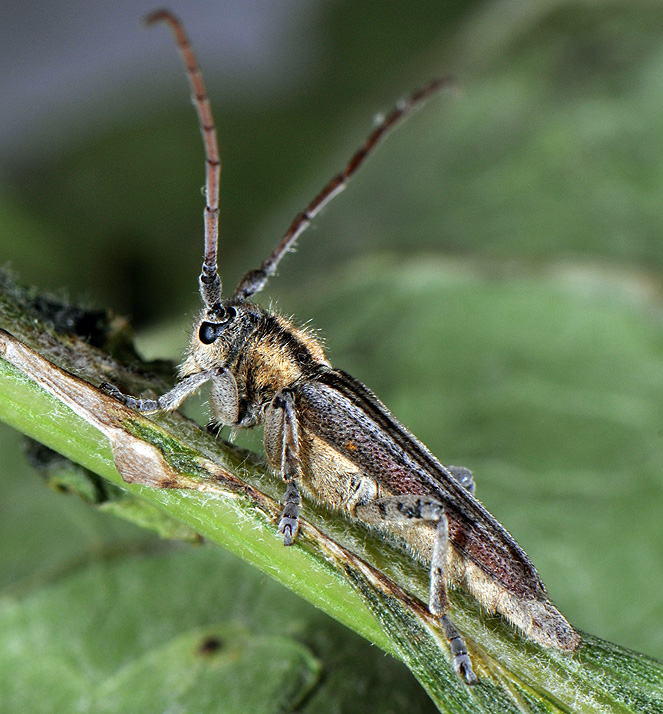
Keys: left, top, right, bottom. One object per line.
{"left": 105, "top": 10, "right": 581, "bottom": 683}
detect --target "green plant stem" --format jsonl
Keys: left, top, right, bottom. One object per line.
{"left": 1, "top": 277, "right": 662, "bottom": 713}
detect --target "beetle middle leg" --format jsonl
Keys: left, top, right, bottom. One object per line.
{"left": 264, "top": 390, "right": 302, "bottom": 546}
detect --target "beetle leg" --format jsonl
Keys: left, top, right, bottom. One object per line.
{"left": 102, "top": 367, "right": 227, "bottom": 413}
{"left": 279, "top": 480, "right": 301, "bottom": 547}
{"left": 441, "top": 614, "right": 478, "bottom": 684}
{"left": 357, "top": 496, "right": 450, "bottom": 612}
{"left": 264, "top": 390, "right": 302, "bottom": 546}
{"left": 356, "top": 494, "right": 477, "bottom": 683}
{"left": 429, "top": 508, "right": 450, "bottom": 615}
{"left": 208, "top": 367, "right": 239, "bottom": 425}
{"left": 447, "top": 465, "right": 475, "bottom": 495}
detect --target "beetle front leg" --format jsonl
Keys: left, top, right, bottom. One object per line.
{"left": 102, "top": 367, "right": 229, "bottom": 414}
{"left": 264, "top": 390, "right": 303, "bottom": 546}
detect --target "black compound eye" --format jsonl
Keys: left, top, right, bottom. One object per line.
{"left": 199, "top": 321, "right": 220, "bottom": 345}
{"left": 199, "top": 305, "right": 238, "bottom": 344}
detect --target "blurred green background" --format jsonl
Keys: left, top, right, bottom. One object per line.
{"left": 2, "top": 1, "right": 663, "bottom": 710}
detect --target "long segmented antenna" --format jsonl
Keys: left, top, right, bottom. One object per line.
{"left": 233, "top": 77, "right": 455, "bottom": 301}
{"left": 146, "top": 9, "right": 222, "bottom": 308}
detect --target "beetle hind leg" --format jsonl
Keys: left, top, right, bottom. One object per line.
{"left": 428, "top": 509, "right": 450, "bottom": 615}
{"left": 447, "top": 465, "right": 475, "bottom": 495}
{"left": 356, "top": 495, "right": 478, "bottom": 684}
{"left": 441, "top": 614, "right": 478, "bottom": 684}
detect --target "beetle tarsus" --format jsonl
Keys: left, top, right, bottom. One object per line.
{"left": 279, "top": 480, "right": 301, "bottom": 546}
{"left": 441, "top": 614, "right": 478, "bottom": 685}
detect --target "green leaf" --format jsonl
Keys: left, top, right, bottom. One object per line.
{"left": 0, "top": 546, "right": 437, "bottom": 714}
